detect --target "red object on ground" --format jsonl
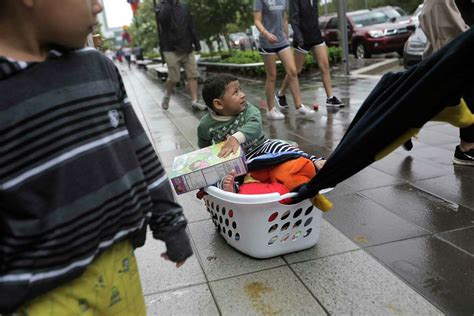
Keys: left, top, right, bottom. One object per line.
{"left": 313, "top": 104, "right": 320, "bottom": 111}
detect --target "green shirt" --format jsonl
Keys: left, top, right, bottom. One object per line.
{"left": 197, "top": 103, "right": 266, "bottom": 152}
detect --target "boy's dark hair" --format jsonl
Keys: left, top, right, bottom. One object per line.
{"left": 202, "top": 74, "right": 239, "bottom": 111}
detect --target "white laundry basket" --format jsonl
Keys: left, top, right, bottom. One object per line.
{"left": 203, "top": 186, "right": 323, "bottom": 258}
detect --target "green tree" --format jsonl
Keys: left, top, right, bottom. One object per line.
{"left": 129, "top": 0, "right": 159, "bottom": 54}
{"left": 187, "top": 0, "right": 253, "bottom": 52}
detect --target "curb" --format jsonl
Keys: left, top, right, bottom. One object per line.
{"left": 351, "top": 58, "right": 400, "bottom": 76}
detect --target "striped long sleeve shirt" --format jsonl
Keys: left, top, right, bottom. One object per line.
{"left": 0, "top": 48, "right": 192, "bottom": 312}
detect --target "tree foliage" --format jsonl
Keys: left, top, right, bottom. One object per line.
{"left": 187, "top": 0, "right": 253, "bottom": 39}
{"left": 129, "top": 0, "right": 159, "bottom": 54}
{"left": 129, "top": 0, "right": 424, "bottom": 54}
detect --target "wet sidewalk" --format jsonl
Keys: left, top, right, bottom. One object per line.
{"left": 120, "top": 63, "right": 474, "bottom": 315}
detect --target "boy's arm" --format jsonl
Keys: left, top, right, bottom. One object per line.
{"left": 197, "top": 120, "right": 212, "bottom": 148}
{"left": 116, "top": 69, "right": 192, "bottom": 263}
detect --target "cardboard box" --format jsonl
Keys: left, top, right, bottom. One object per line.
{"left": 170, "top": 142, "right": 247, "bottom": 194}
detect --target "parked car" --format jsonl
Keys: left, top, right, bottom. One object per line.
{"left": 229, "top": 32, "right": 251, "bottom": 50}
{"left": 403, "top": 25, "right": 427, "bottom": 68}
{"left": 408, "top": 3, "right": 424, "bottom": 26}
{"left": 318, "top": 13, "right": 337, "bottom": 29}
{"left": 372, "top": 5, "right": 411, "bottom": 24}
{"left": 248, "top": 26, "right": 260, "bottom": 50}
{"left": 321, "top": 10, "right": 415, "bottom": 59}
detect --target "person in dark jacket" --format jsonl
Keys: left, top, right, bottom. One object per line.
{"left": 276, "top": 0, "right": 344, "bottom": 109}
{"left": 155, "top": 0, "right": 205, "bottom": 111}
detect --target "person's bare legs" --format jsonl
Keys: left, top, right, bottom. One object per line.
{"left": 165, "top": 79, "right": 177, "bottom": 97}
{"left": 187, "top": 78, "right": 199, "bottom": 102}
{"left": 262, "top": 54, "right": 278, "bottom": 111}
{"left": 279, "top": 50, "right": 306, "bottom": 96}
{"left": 312, "top": 44, "right": 333, "bottom": 98}
{"left": 277, "top": 48, "right": 302, "bottom": 109}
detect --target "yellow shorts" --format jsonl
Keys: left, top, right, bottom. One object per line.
{"left": 163, "top": 51, "right": 199, "bottom": 82}
{"left": 17, "top": 240, "right": 145, "bottom": 316}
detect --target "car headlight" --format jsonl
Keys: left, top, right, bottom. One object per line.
{"left": 368, "top": 30, "right": 384, "bottom": 38}
{"left": 234, "top": 40, "right": 240, "bottom": 45}
{"left": 406, "top": 41, "right": 426, "bottom": 54}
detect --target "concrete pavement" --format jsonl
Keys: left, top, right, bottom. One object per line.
{"left": 120, "top": 62, "right": 473, "bottom": 315}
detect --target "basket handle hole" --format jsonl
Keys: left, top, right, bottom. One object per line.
{"left": 268, "top": 212, "right": 279, "bottom": 222}
{"left": 281, "top": 210, "right": 291, "bottom": 220}
{"left": 293, "top": 208, "right": 303, "bottom": 218}
{"left": 268, "top": 224, "right": 278, "bottom": 234}
{"left": 293, "top": 220, "right": 302, "bottom": 229}
{"left": 268, "top": 236, "right": 278, "bottom": 245}
{"left": 292, "top": 231, "right": 302, "bottom": 240}
{"left": 280, "top": 233, "right": 290, "bottom": 243}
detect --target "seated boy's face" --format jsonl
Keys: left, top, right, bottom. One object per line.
{"left": 219, "top": 80, "right": 246, "bottom": 116}
{"left": 36, "top": 0, "right": 103, "bottom": 48}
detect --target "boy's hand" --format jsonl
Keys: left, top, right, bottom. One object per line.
{"left": 218, "top": 136, "right": 239, "bottom": 158}
{"left": 160, "top": 253, "right": 186, "bottom": 268}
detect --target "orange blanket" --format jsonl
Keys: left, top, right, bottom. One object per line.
{"left": 250, "top": 157, "right": 316, "bottom": 191}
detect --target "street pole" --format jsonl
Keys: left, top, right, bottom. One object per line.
{"left": 324, "top": 0, "right": 328, "bottom": 15}
{"left": 337, "top": 0, "right": 350, "bottom": 75}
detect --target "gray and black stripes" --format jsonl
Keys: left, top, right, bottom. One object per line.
{"left": 0, "top": 49, "right": 183, "bottom": 311}
{"left": 246, "top": 139, "right": 322, "bottom": 166}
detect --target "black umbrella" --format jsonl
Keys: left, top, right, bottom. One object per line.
{"left": 294, "top": 27, "right": 474, "bottom": 208}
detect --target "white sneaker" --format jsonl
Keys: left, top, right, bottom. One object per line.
{"left": 191, "top": 100, "right": 207, "bottom": 111}
{"left": 296, "top": 104, "right": 316, "bottom": 116}
{"left": 266, "top": 107, "right": 285, "bottom": 120}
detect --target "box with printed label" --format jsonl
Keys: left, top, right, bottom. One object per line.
{"left": 170, "top": 142, "right": 247, "bottom": 194}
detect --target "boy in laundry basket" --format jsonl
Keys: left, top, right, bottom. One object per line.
{"left": 197, "top": 74, "right": 326, "bottom": 192}
{"left": 0, "top": 0, "right": 192, "bottom": 314}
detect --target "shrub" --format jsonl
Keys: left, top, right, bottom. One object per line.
{"left": 203, "top": 46, "right": 342, "bottom": 78}
{"left": 144, "top": 52, "right": 161, "bottom": 59}
{"left": 222, "top": 51, "right": 262, "bottom": 64}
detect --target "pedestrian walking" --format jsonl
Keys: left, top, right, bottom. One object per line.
{"left": 0, "top": 0, "right": 193, "bottom": 314}
{"left": 122, "top": 45, "right": 133, "bottom": 69}
{"left": 414, "top": 0, "right": 474, "bottom": 166}
{"left": 155, "top": 0, "right": 205, "bottom": 111}
{"left": 276, "top": 0, "right": 344, "bottom": 109}
{"left": 254, "top": 0, "right": 316, "bottom": 120}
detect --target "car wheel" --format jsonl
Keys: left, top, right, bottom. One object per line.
{"left": 354, "top": 42, "right": 371, "bottom": 59}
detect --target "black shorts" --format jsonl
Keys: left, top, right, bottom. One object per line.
{"left": 293, "top": 40, "right": 326, "bottom": 54}
{"left": 258, "top": 45, "right": 290, "bottom": 55}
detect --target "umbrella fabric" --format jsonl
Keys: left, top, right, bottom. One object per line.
{"left": 294, "top": 27, "right": 474, "bottom": 206}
